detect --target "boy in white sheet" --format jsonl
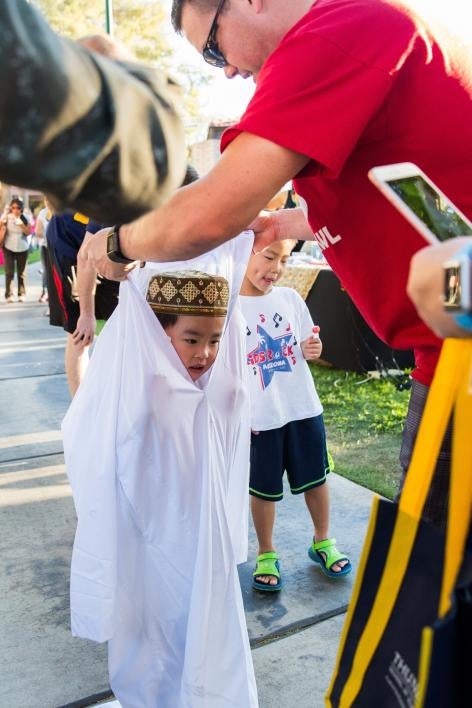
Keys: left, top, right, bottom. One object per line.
{"left": 62, "top": 237, "right": 259, "bottom": 708}
{"left": 146, "top": 270, "right": 228, "bottom": 383}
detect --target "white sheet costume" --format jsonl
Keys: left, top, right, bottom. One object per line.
{"left": 62, "top": 233, "right": 258, "bottom": 708}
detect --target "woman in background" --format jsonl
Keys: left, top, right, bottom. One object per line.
{"left": 1, "top": 197, "right": 32, "bottom": 303}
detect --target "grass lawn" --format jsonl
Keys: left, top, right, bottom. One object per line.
{"left": 310, "top": 363, "right": 411, "bottom": 500}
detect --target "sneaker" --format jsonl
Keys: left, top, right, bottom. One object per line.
{"left": 38, "top": 293, "right": 48, "bottom": 303}
{"left": 18, "top": 296, "right": 24, "bottom": 303}
{"left": 6, "top": 296, "right": 13, "bottom": 303}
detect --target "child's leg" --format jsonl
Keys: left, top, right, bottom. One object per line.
{"left": 304, "top": 481, "right": 330, "bottom": 542}
{"left": 65, "top": 333, "right": 90, "bottom": 397}
{"left": 251, "top": 496, "right": 276, "bottom": 554}
{"left": 250, "top": 428, "right": 285, "bottom": 590}
{"left": 304, "top": 483, "right": 348, "bottom": 573}
{"left": 251, "top": 497, "right": 279, "bottom": 586}
{"left": 285, "top": 416, "right": 351, "bottom": 577}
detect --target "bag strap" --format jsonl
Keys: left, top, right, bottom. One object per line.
{"left": 440, "top": 343, "right": 472, "bottom": 615}
{"left": 416, "top": 348, "right": 472, "bottom": 708}
{"left": 401, "top": 338, "right": 472, "bottom": 616}
{"left": 399, "top": 339, "right": 471, "bottom": 519}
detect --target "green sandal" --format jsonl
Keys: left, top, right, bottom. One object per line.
{"left": 308, "top": 538, "right": 352, "bottom": 578}
{"left": 252, "top": 551, "right": 284, "bottom": 592}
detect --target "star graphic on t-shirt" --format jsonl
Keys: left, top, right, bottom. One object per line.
{"left": 247, "top": 325, "right": 294, "bottom": 389}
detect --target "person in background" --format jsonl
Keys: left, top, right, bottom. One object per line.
{"left": 0, "top": 198, "right": 32, "bottom": 303}
{"left": 240, "top": 239, "right": 351, "bottom": 591}
{"left": 35, "top": 197, "right": 52, "bottom": 303}
{"left": 46, "top": 212, "right": 119, "bottom": 396}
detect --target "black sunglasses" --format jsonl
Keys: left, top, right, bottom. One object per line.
{"left": 202, "top": 0, "right": 228, "bottom": 68}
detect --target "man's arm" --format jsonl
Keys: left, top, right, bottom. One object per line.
{"left": 83, "top": 132, "right": 310, "bottom": 278}
{"left": 0, "top": 0, "right": 187, "bottom": 223}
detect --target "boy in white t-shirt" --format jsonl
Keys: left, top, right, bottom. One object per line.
{"left": 239, "top": 239, "right": 351, "bottom": 591}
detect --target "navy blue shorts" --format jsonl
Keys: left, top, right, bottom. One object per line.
{"left": 47, "top": 254, "right": 119, "bottom": 334}
{"left": 249, "top": 415, "right": 329, "bottom": 501}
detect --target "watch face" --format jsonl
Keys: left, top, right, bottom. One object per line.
{"left": 106, "top": 228, "right": 118, "bottom": 257}
{"left": 443, "top": 263, "right": 462, "bottom": 311}
{"left": 106, "top": 226, "right": 133, "bottom": 264}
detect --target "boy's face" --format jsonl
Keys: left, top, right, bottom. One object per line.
{"left": 164, "top": 315, "right": 226, "bottom": 381}
{"left": 241, "top": 240, "right": 294, "bottom": 296}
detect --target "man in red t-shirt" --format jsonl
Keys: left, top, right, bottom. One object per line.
{"left": 84, "top": 0, "right": 472, "bottom": 530}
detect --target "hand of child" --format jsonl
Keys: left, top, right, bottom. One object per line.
{"left": 66, "top": 265, "right": 79, "bottom": 302}
{"left": 301, "top": 326, "right": 323, "bottom": 360}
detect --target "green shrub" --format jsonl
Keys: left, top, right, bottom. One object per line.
{"left": 310, "top": 363, "right": 411, "bottom": 499}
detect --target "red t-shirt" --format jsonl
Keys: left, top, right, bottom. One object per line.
{"left": 221, "top": 0, "right": 472, "bottom": 385}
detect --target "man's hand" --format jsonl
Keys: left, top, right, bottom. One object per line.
{"left": 250, "top": 207, "right": 315, "bottom": 253}
{"left": 407, "top": 237, "right": 472, "bottom": 338}
{"left": 250, "top": 212, "right": 278, "bottom": 253}
{"left": 82, "top": 228, "right": 138, "bottom": 281}
{"left": 72, "top": 313, "right": 97, "bottom": 347}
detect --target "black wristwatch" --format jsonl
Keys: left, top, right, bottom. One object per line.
{"left": 106, "top": 225, "right": 135, "bottom": 264}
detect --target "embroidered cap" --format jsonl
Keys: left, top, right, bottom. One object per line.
{"left": 146, "top": 270, "right": 229, "bottom": 317}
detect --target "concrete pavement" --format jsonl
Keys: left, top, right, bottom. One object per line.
{"left": 0, "top": 262, "right": 374, "bottom": 708}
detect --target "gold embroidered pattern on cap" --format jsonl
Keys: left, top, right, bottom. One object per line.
{"left": 146, "top": 270, "right": 229, "bottom": 317}
{"left": 160, "top": 280, "right": 178, "bottom": 301}
{"left": 180, "top": 281, "right": 200, "bottom": 303}
{"left": 202, "top": 282, "right": 220, "bottom": 304}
